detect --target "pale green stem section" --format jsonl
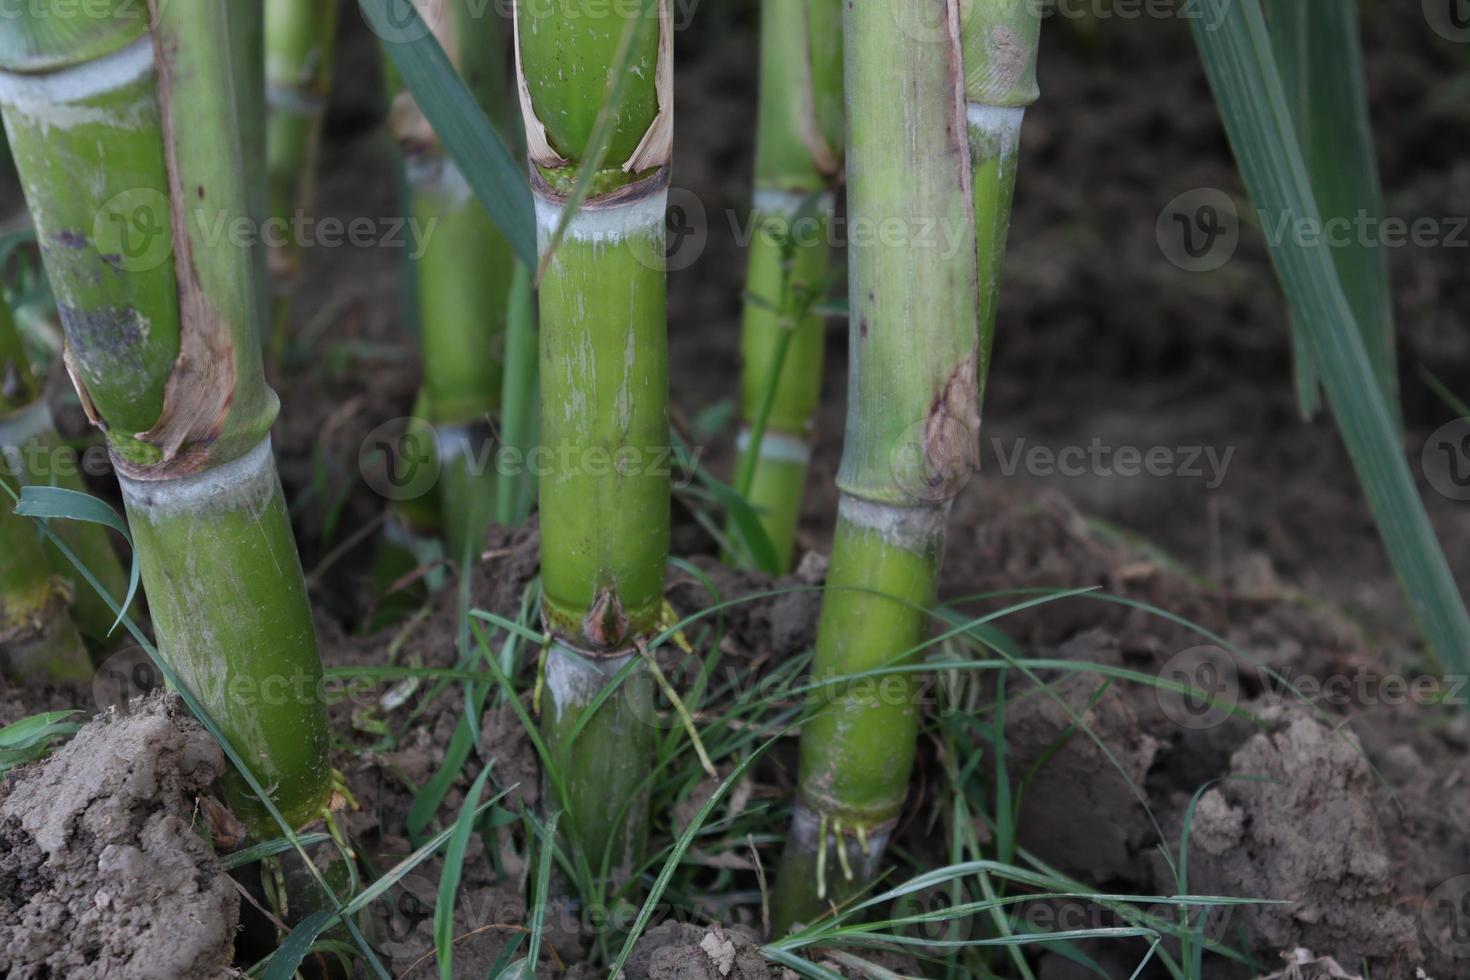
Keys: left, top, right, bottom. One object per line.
{"left": 0, "top": 300, "right": 129, "bottom": 648}
{"left": 773, "top": 0, "right": 982, "bottom": 934}
{"left": 120, "top": 439, "right": 329, "bottom": 832}
{"left": 265, "top": 0, "right": 338, "bottom": 362}
{"left": 0, "top": 466, "right": 90, "bottom": 683}
{"left": 0, "top": 0, "right": 331, "bottom": 832}
{"left": 732, "top": 0, "right": 843, "bottom": 570}
{"left": 518, "top": 0, "right": 671, "bottom": 894}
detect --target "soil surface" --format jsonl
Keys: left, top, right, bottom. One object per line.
{"left": 1, "top": 2, "right": 1468, "bottom": 978}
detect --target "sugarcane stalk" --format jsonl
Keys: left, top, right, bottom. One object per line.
{"left": 732, "top": 0, "right": 843, "bottom": 572}
{"left": 385, "top": 0, "right": 515, "bottom": 559}
{"left": 771, "top": 0, "right": 988, "bottom": 932}
{"left": 231, "top": 0, "right": 270, "bottom": 353}
{"left": 1, "top": 307, "right": 90, "bottom": 682}
{"left": 514, "top": 0, "right": 672, "bottom": 885}
{"left": 0, "top": 0, "right": 331, "bottom": 834}
{"left": 962, "top": 0, "right": 1040, "bottom": 392}
{"left": 264, "top": 0, "right": 338, "bottom": 364}
{"left": 0, "top": 295, "right": 130, "bottom": 650}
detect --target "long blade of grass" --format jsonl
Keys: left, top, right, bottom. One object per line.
{"left": 435, "top": 764, "right": 496, "bottom": 980}
{"left": 263, "top": 910, "right": 337, "bottom": 980}
{"left": 524, "top": 810, "right": 560, "bottom": 974}
{"left": 360, "top": 0, "right": 536, "bottom": 266}
{"left": 1261, "top": 0, "right": 1395, "bottom": 422}
{"left": 1192, "top": 0, "right": 1470, "bottom": 673}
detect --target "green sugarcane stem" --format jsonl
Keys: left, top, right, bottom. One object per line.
{"left": 0, "top": 472, "right": 91, "bottom": 683}
{"left": 517, "top": 0, "right": 671, "bottom": 883}
{"left": 961, "top": 0, "right": 1040, "bottom": 391}
{"left": 1, "top": 307, "right": 90, "bottom": 680}
{"left": 385, "top": 0, "right": 515, "bottom": 558}
{"left": 0, "top": 302, "right": 132, "bottom": 650}
{"left": 0, "top": 0, "right": 331, "bottom": 834}
{"left": 773, "top": 0, "right": 984, "bottom": 934}
{"left": 542, "top": 646, "right": 655, "bottom": 886}
{"left": 231, "top": 0, "right": 270, "bottom": 352}
{"left": 732, "top": 0, "right": 843, "bottom": 570}
{"left": 264, "top": 0, "right": 338, "bottom": 364}
{"left": 495, "top": 261, "right": 538, "bottom": 527}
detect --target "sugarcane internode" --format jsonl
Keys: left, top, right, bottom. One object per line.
{"left": 385, "top": 0, "right": 515, "bottom": 559}
{"left": 515, "top": 0, "right": 673, "bottom": 887}
{"left": 0, "top": 0, "right": 333, "bottom": 836}
{"left": 732, "top": 0, "right": 844, "bottom": 571}
{"left": 771, "top": 0, "right": 1040, "bottom": 934}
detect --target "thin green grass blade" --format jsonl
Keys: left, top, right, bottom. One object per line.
{"left": 13, "top": 485, "right": 140, "bottom": 633}
{"left": 435, "top": 764, "right": 496, "bottom": 980}
{"left": 1191, "top": 0, "right": 1470, "bottom": 674}
{"left": 359, "top": 0, "right": 535, "bottom": 266}
{"left": 1261, "top": 0, "right": 1395, "bottom": 423}
{"left": 222, "top": 832, "right": 335, "bottom": 870}
{"left": 263, "top": 910, "right": 337, "bottom": 980}
{"left": 524, "top": 810, "right": 560, "bottom": 975}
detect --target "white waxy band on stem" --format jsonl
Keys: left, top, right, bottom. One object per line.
{"left": 752, "top": 189, "right": 836, "bottom": 219}
{"left": 546, "top": 641, "right": 637, "bottom": 705}
{"left": 119, "top": 436, "right": 278, "bottom": 520}
{"left": 534, "top": 190, "right": 667, "bottom": 248}
{"left": 737, "top": 427, "right": 811, "bottom": 465}
{"left": 0, "top": 33, "right": 154, "bottom": 108}
{"left": 838, "top": 493, "right": 950, "bottom": 550}
{"left": 966, "top": 104, "right": 1026, "bottom": 158}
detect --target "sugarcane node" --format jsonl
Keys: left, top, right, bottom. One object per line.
{"left": 530, "top": 163, "right": 671, "bottom": 210}
{"left": 583, "top": 586, "right": 631, "bottom": 651}
{"left": 0, "top": 576, "right": 73, "bottom": 646}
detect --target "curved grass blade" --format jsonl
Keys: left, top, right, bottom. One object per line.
{"left": 263, "top": 909, "right": 337, "bottom": 980}
{"left": 13, "top": 485, "right": 140, "bottom": 633}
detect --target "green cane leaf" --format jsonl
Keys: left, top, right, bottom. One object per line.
{"left": 1191, "top": 0, "right": 1470, "bottom": 674}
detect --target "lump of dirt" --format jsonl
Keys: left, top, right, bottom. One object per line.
{"left": 622, "top": 922, "right": 770, "bottom": 980}
{"left": 1163, "top": 713, "right": 1422, "bottom": 979}
{"left": 0, "top": 691, "right": 239, "bottom": 979}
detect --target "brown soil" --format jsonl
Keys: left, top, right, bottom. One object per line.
{"left": 0, "top": 692, "right": 239, "bottom": 980}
